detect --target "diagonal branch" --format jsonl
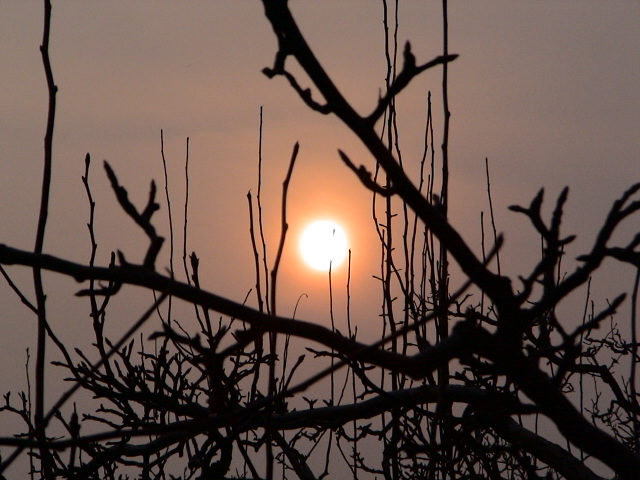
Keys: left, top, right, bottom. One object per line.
{"left": 103, "top": 161, "right": 164, "bottom": 269}
{"left": 458, "top": 321, "right": 640, "bottom": 479}
{"left": 0, "top": 244, "right": 463, "bottom": 380}
{"left": 260, "top": 0, "right": 516, "bottom": 318}
{"left": 530, "top": 182, "right": 640, "bottom": 318}
{"left": 367, "top": 42, "right": 458, "bottom": 125}
{"left": 490, "top": 416, "right": 605, "bottom": 480}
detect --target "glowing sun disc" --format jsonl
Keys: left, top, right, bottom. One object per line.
{"left": 300, "top": 220, "right": 348, "bottom": 271}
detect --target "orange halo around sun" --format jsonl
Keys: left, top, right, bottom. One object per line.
{"left": 299, "top": 220, "right": 348, "bottom": 271}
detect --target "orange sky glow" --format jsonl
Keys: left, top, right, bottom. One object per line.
{"left": 0, "top": 5, "right": 638, "bottom": 475}
{"left": 1, "top": 0, "right": 637, "bottom": 335}
{"left": 1, "top": 0, "right": 638, "bottom": 356}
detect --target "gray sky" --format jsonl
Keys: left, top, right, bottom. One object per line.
{"left": 0, "top": 2, "right": 639, "bottom": 474}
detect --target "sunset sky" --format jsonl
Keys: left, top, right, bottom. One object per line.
{"left": 0, "top": 4, "right": 638, "bottom": 462}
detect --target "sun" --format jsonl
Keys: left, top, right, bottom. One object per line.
{"left": 299, "top": 220, "right": 348, "bottom": 271}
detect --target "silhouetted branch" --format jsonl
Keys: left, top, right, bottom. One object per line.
{"left": 260, "top": 0, "right": 515, "bottom": 317}
{"left": 0, "top": 265, "right": 37, "bottom": 314}
{"left": 530, "top": 182, "right": 640, "bottom": 317}
{"left": 490, "top": 416, "right": 605, "bottom": 480}
{"left": 34, "top": 2, "right": 58, "bottom": 475}
{"left": 103, "top": 161, "right": 164, "bottom": 270}
{"left": 338, "top": 150, "right": 395, "bottom": 197}
{"left": 3, "top": 3, "right": 638, "bottom": 479}
{"left": 367, "top": 43, "right": 458, "bottom": 125}
{"left": 462, "top": 321, "right": 640, "bottom": 479}
{"left": 0, "top": 244, "right": 460, "bottom": 379}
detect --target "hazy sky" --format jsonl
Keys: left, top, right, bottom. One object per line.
{"left": 0, "top": 3, "right": 638, "bottom": 471}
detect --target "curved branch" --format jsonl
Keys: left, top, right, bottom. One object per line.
{"left": 531, "top": 182, "right": 640, "bottom": 318}
{"left": 459, "top": 322, "right": 640, "bottom": 479}
{"left": 259, "top": 0, "right": 517, "bottom": 322}
{"left": 103, "top": 161, "right": 164, "bottom": 269}
{"left": 0, "top": 244, "right": 462, "bottom": 379}
{"left": 366, "top": 42, "right": 458, "bottom": 125}
{"left": 490, "top": 416, "right": 605, "bottom": 480}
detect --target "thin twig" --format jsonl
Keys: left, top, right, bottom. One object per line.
{"left": 485, "top": 157, "right": 501, "bottom": 275}
{"left": 160, "top": 129, "right": 175, "bottom": 321}
{"left": 0, "top": 293, "right": 169, "bottom": 474}
{"left": 630, "top": 269, "right": 640, "bottom": 440}
{"left": 257, "top": 107, "right": 270, "bottom": 315}
{"left": 182, "top": 137, "right": 191, "bottom": 284}
{"left": 267, "top": 141, "right": 299, "bottom": 480}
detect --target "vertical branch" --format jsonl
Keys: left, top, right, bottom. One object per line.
{"left": 266, "top": 141, "right": 299, "bottom": 480}
{"left": 247, "top": 194, "right": 265, "bottom": 313}
{"left": 329, "top": 260, "right": 336, "bottom": 404}
{"left": 181, "top": 138, "right": 214, "bottom": 338}
{"left": 34, "top": 1, "right": 57, "bottom": 475}
{"left": 346, "top": 250, "right": 353, "bottom": 340}
{"left": 412, "top": 93, "right": 434, "bottom": 352}
{"left": 26, "top": 351, "right": 34, "bottom": 480}
{"left": 377, "top": 3, "right": 392, "bottom": 476}
{"left": 382, "top": 0, "right": 398, "bottom": 362}
{"left": 439, "top": 0, "right": 450, "bottom": 217}
{"left": 182, "top": 137, "right": 191, "bottom": 284}
{"left": 389, "top": 5, "right": 401, "bottom": 480}
{"left": 381, "top": 3, "right": 401, "bottom": 479}
{"left": 269, "top": 142, "right": 299, "bottom": 316}
{"left": 436, "top": 0, "right": 451, "bottom": 346}
{"left": 480, "top": 211, "right": 486, "bottom": 315}
{"left": 190, "top": 252, "right": 213, "bottom": 337}
{"left": 631, "top": 268, "right": 640, "bottom": 446}
{"left": 257, "top": 107, "right": 271, "bottom": 315}
{"left": 422, "top": 93, "right": 436, "bottom": 349}
{"left": 426, "top": 91, "right": 438, "bottom": 352}
{"left": 82, "top": 154, "right": 114, "bottom": 378}
{"left": 249, "top": 116, "right": 273, "bottom": 476}
{"left": 247, "top": 109, "right": 267, "bottom": 413}
{"left": 485, "top": 158, "right": 501, "bottom": 275}
{"left": 346, "top": 250, "right": 359, "bottom": 479}
{"left": 434, "top": 3, "right": 453, "bottom": 477}
{"left": 578, "top": 277, "right": 592, "bottom": 461}
{"left": 160, "top": 130, "right": 174, "bottom": 321}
